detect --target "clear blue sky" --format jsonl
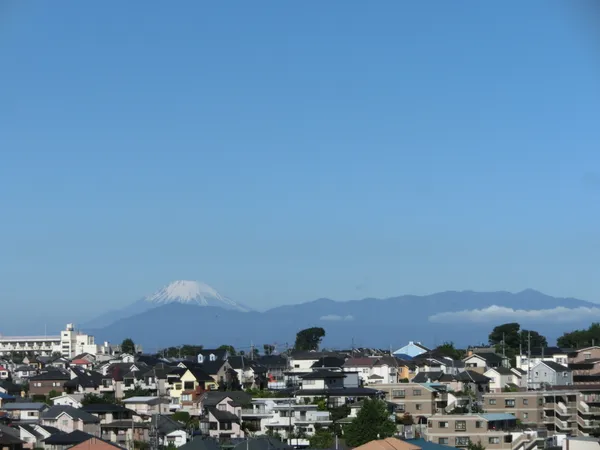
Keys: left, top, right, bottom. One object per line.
{"left": 2, "top": 1, "right": 600, "bottom": 325}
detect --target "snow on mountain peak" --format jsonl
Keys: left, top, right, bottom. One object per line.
{"left": 144, "top": 280, "right": 251, "bottom": 312}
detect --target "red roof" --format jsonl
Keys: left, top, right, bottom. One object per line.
{"left": 71, "top": 359, "right": 90, "bottom": 365}
{"left": 0, "top": 366, "right": 7, "bottom": 371}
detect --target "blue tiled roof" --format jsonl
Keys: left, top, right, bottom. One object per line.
{"left": 479, "top": 413, "right": 517, "bottom": 421}
{"left": 0, "top": 393, "right": 15, "bottom": 400}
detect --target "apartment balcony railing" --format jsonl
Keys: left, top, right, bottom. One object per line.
{"left": 241, "top": 408, "right": 272, "bottom": 416}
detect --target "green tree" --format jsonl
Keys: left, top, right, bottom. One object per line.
{"left": 467, "top": 441, "right": 486, "bottom": 450}
{"left": 218, "top": 345, "right": 237, "bottom": 356}
{"left": 309, "top": 429, "right": 335, "bottom": 449}
{"left": 344, "top": 398, "right": 396, "bottom": 447}
{"left": 81, "top": 393, "right": 116, "bottom": 405}
{"left": 120, "top": 338, "right": 136, "bottom": 355}
{"left": 294, "top": 327, "right": 326, "bottom": 351}
{"left": 124, "top": 387, "right": 152, "bottom": 399}
{"left": 172, "top": 411, "right": 191, "bottom": 424}
{"left": 263, "top": 344, "right": 275, "bottom": 355}
{"left": 558, "top": 323, "right": 600, "bottom": 348}
{"left": 435, "top": 342, "right": 465, "bottom": 360}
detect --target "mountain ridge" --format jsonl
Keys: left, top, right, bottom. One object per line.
{"left": 89, "top": 288, "right": 599, "bottom": 350}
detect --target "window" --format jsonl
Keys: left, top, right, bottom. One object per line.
{"left": 175, "top": 384, "right": 182, "bottom": 390}
{"left": 523, "top": 399, "right": 528, "bottom": 405}
{"left": 585, "top": 353, "right": 591, "bottom": 360}
{"left": 27, "top": 412, "right": 36, "bottom": 417}
{"left": 413, "top": 389, "right": 422, "bottom": 396}
{"left": 563, "top": 372, "right": 569, "bottom": 378}
{"left": 538, "top": 398, "right": 543, "bottom": 406}
{"left": 397, "top": 404, "right": 405, "bottom": 412}
{"left": 438, "top": 438, "right": 448, "bottom": 445}
{"left": 489, "top": 437, "right": 500, "bottom": 444}
{"left": 294, "top": 364, "right": 300, "bottom": 368}
{"left": 534, "top": 371, "right": 539, "bottom": 377}
{"left": 523, "top": 413, "right": 529, "bottom": 419}
{"left": 209, "top": 354, "right": 216, "bottom": 361}
{"left": 488, "top": 399, "right": 496, "bottom": 405}
{"left": 475, "top": 421, "right": 482, "bottom": 428}
{"left": 392, "top": 389, "right": 405, "bottom": 398}
{"left": 455, "top": 421, "right": 466, "bottom": 431}
{"left": 62, "top": 420, "right": 68, "bottom": 427}
{"left": 455, "top": 437, "right": 469, "bottom": 447}
{"left": 416, "top": 404, "right": 422, "bottom": 411}
{"left": 439, "top": 422, "right": 448, "bottom": 428}
{"left": 184, "top": 381, "right": 194, "bottom": 390}
{"left": 505, "top": 399, "right": 515, "bottom": 408}
{"left": 217, "top": 404, "right": 226, "bottom": 411}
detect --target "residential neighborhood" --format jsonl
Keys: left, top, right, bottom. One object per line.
{"left": 2, "top": 322, "right": 600, "bottom": 450}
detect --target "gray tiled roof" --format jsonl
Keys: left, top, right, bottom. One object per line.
{"left": 42, "top": 405, "right": 100, "bottom": 423}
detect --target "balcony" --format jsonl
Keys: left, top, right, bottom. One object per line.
{"left": 295, "top": 416, "right": 332, "bottom": 424}
{"left": 241, "top": 408, "right": 273, "bottom": 417}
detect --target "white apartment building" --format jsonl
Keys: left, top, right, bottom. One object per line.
{"left": 0, "top": 323, "right": 111, "bottom": 358}
{"left": 241, "top": 398, "right": 332, "bottom": 446}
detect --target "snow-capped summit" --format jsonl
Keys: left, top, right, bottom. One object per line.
{"left": 144, "top": 280, "right": 251, "bottom": 312}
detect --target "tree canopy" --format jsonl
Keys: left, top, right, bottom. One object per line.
{"left": 218, "top": 345, "right": 237, "bottom": 356}
{"left": 488, "top": 323, "right": 547, "bottom": 351}
{"left": 434, "top": 342, "right": 465, "bottom": 360}
{"left": 294, "top": 327, "right": 326, "bottom": 351}
{"left": 263, "top": 344, "right": 275, "bottom": 355}
{"left": 558, "top": 323, "right": 600, "bottom": 348}
{"left": 344, "top": 398, "right": 396, "bottom": 447}
{"left": 120, "top": 338, "right": 136, "bottom": 355}
{"left": 309, "top": 429, "right": 335, "bottom": 449}
{"left": 158, "top": 345, "right": 203, "bottom": 358}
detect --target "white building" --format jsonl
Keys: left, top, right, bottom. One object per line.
{"left": 241, "top": 398, "right": 332, "bottom": 446}
{"left": 0, "top": 323, "right": 112, "bottom": 358}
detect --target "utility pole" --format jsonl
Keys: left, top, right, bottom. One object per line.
{"left": 527, "top": 332, "right": 532, "bottom": 390}
{"left": 502, "top": 332, "right": 506, "bottom": 358}
{"left": 250, "top": 341, "right": 254, "bottom": 361}
{"left": 351, "top": 337, "right": 355, "bottom": 356}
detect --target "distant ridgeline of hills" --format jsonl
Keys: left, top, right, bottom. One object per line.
{"left": 79, "top": 281, "right": 600, "bottom": 351}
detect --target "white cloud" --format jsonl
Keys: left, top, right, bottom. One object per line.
{"left": 320, "top": 314, "right": 355, "bottom": 321}
{"left": 428, "top": 305, "right": 600, "bottom": 324}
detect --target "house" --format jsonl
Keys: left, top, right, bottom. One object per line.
{"left": 13, "top": 366, "right": 37, "bottom": 380}
{"left": 18, "top": 424, "right": 47, "bottom": 449}
{"left": 28, "top": 370, "right": 70, "bottom": 397}
{"left": 44, "top": 430, "right": 103, "bottom": 449}
{"left": 570, "top": 359, "right": 600, "bottom": 385}
{"left": 484, "top": 367, "right": 521, "bottom": 392}
{"left": 185, "top": 360, "right": 231, "bottom": 389}
{"left": 228, "top": 357, "right": 267, "bottom": 390}
{"left": 65, "top": 367, "right": 105, "bottom": 394}
{"left": 170, "top": 367, "right": 215, "bottom": 411}
{"left": 0, "top": 423, "right": 24, "bottom": 450}
{"left": 178, "top": 436, "right": 221, "bottom": 450}
{"left": 255, "top": 355, "right": 288, "bottom": 390}
{"left": 199, "top": 394, "right": 245, "bottom": 440}
{"left": 353, "top": 437, "right": 421, "bottom": 450}
{"left": 393, "top": 342, "right": 430, "bottom": 359}
{"left": 156, "top": 415, "right": 187, "bottom": 448}
{"left": 288, "top": 352, "right": 340, "bottom": 373}
{"left": 515, "top": 347, "right": 569, "bottom": 372}
{"left": 530, "top": 361, "right": 573, "bottom": 389}
{"left": 462, "top": 352, "right": 507, "bottom": 373}
{"left": 80, "top": 404, "right": 137, "bottom": 424}
{"left": 196, "top": 349, "right": 229, "bottom": 365}
{"left": 569, "top": 347, "right": 600, "bottom": 364}
{"left": 70, "top": 360, "right": 94, "bottom": 371}
{"left": 294, "top": 370, "right": 378, "bottom": 408}
{"left": 41, "top": 405, "right": 101, "bottom": 435}
{"left": 65, "top": 435, "right": 125, "bottom": 450}
{"left": 1, "top": 403, "right": 48, "bottom": 422}
{"left": 231, "top": 437, "right": 292, "bottom": 450}
{"left": 100, "top": 420, "right": 149, "bottom": 447}
{"left": 0, "top": 393, "right": 16, "bottom": 407}
{"left": 0, "top": 381, "right": 22, "bottom": 397}
{"left": 0, "top": 366, "right": 9, "bottom": 380}
{"left": 51, "top": 393, "right": 85, "bottom": 408}
{"left": 343, "top": 358, "right": 378, "bottom": 384}
{"left": 121, "top": 396, "right": 170, "bottom": 416}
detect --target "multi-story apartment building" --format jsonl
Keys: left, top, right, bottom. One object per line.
{"left": 483, "top": 390, "right": 600, "bottom": 437}
{"left": 241, "top": 398, "right": 332, "bottom": 446}
{"left": 0, "top": 324, "right": 112, "bottom": 358}
{"left": 426, "top": 413, "right": 539, "bottom": 450}
{"left": 378, "top": 383, "right": 449, "bottom": 421}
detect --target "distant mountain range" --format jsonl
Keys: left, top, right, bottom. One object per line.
{"left": 84, "top": 282, "right": 600, "bottom": 351}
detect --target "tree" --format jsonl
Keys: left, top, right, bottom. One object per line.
{"left": 120, "top": 338, "right": 136, "bottom": 355}
{"left": 124, "top": 387, "right": 152, "bottom": 399}
{"left": 172, "top": 411, "right": 191, "bottom": 424}
{"left": 344, "top": 398, "right": 396, "bottom": 447}
{"left": 467, "top": 441, "right": 486, "bottom": 450}
{"left": 435, "top": 342, "right": 465, "bottom": 360}
{"left": 82, "top": 393, "right": 116, "bottom": 405}
{"left": 558, "top": 323, "right": 600, "bottom": 348}
{"left": 309, "top": 429, "right": 335, "bottom": 449}
{"left": 263, "top": 344, "right": 275, "bottom": 356}
{"left": 294, "top": 327, "right": 326, "bottom": 351}
{"left": 218, "top": 345, "right": 237, "bottom": 356}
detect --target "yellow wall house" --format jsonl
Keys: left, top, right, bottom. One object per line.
{"left": 170, "top": 368, "right": 217, "bottom": 406}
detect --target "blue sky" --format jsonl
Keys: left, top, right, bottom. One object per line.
{"left": 1, "top": 1, "right": 600, "bottom": 327}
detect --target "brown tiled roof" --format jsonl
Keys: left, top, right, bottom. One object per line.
{"left": 354, "top": 438, "right": 421, "bottom": 450}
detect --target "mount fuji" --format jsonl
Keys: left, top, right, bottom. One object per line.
{"left": 84, "top": 280, "right": 251, "bottom": 329}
